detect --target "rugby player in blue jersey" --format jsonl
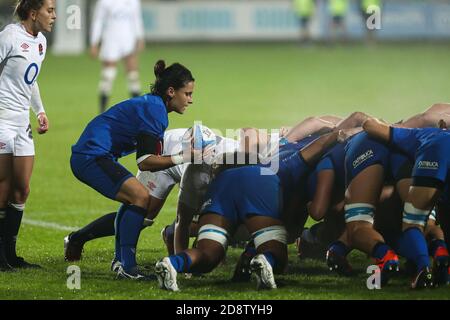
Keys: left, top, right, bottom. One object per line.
{"left": 363, "top": 115, "right": 450, "bottom": 288}
{"left": 302, "top": 107, "right": 450, "bottom": 286}
{"left": 70, "top": 60, "right": 195, "bottom": 280}
{"left": 154, "top": 129, "right": 357, "bottom": 291}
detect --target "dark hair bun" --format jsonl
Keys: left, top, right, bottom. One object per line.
{"left": 154, "top": 60, "right": 166, "bottom": 78}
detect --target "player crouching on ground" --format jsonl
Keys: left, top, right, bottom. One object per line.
{"left": 154, "top": 129, "right": 354, "bottom": 291}
{"left": 362, "top": 116, "right": 450, "bottom": 288}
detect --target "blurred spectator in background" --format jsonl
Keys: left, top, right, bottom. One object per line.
{"left": 328, "top": 0, "right": 348, "bottom": 43}
{"left": 293, "top": 0, "right": 316, "bottom": 44}
{"left": 90, "top": 0, "right": 145, "bottom": 113}
{"left": 0, "top": 1, "right": 16, "bottom": 29}
{"left": 360, "top": 0, "right": 381, "bottom": 44}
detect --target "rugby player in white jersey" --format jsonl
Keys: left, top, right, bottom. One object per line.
{"left": 0, "top": 0, "right": 55, "bottom": 271}
{"left": 90, "top": 0, "right": 145, "bottom": 112}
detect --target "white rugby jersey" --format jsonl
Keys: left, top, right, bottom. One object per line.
{"left": 0, "top": 23, "right": 46, "bottom": 126}
{"left": 137, "top": 128, "right": 189, "bottom": 186}
{"left": 179, "top": 137, "right": 239, "bottom": 210}
{"left": 90, "top": 0, "right": 144, "bottom": 46}
{"left": 162, "top": 128, "right": 190, "bottom": 181}
{"left": 157, "top": 130, "right": 240, "bottom": 182}
{"left": 137, "top": 130, "right": 240, "bottom": 204}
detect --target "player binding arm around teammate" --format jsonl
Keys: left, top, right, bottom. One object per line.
{"left": 154, "top": 129, "right": 354, "bottom": 291}
{"left": 322, "top": 105, "right": 450, "bottom": 288}
{"left": 0, "top": 0, "right": 55, "bottom": 271}
{"left": 362, "top": 113, "right": 450, "bottom": 288}
{"left": 70, "top": 60, "right": 195, "bottom": 280}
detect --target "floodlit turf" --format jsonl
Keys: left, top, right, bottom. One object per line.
{"left": 1, "top": 43, "right": 449, "bottom": 299}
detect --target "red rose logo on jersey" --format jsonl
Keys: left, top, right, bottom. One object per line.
{"left": 39, "top": 43, "right": 44, "bottom": 55}
{"left": 21, "top": 43, "right": 29, "bottom": 52}
{"left": 0, "top": 142, "right": 6, "bottom": 150}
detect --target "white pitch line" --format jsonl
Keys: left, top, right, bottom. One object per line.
{"left": 22, "top": 218, "right": 78, "bottom": 232}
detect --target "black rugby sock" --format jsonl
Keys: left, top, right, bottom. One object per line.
{"left": 4, "top": 205, "right": 23, "bottom": 261}
{"left": 100, "top": 94, "right": 109, "bottom": 113}
{"left": 0, "top": 208, "right": 7, "bottom": 263}
{"left": 70, "top": 212, "right": 117, "bottom": 244}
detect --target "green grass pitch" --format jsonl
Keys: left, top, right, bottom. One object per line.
{"left": 1, "top": 43, "right": 449, "bottom": 300}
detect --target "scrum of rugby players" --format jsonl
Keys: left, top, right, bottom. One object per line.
{"left": 64, "top": 103, "right": 450, "bottom": 291}
{"left": 153, "top": 103, "right": 450, "bottom": 291}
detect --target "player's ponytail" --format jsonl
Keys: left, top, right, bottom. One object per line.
{"left": 14, "top": 0, "right": 45, "bottom": 21}
{"left": 150, "top": 60, "right": 195, "bottom": 102}
{"left": 153, "top": 60, "right": 166, "bottom": 78}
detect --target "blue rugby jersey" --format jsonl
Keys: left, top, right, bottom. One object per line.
{"left": 306, "top": 142, "right": 346, "bottom": 201}
{"left": 390, "top": 127, "right": 449, "bottom": 159}
{"left": 72, "top": 94, "right": 167, "bottom": 158}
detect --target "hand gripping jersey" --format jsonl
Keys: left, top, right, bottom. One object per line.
{"left": 0, "top": 23, "right": 46, "bottom": 126}
{"left": 136, "top": 128, "right": 188, "bottom": 199}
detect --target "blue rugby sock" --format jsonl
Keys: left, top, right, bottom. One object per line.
{"left": 243, "top": 240, "right": 257, "bottom": 257}
{"left": 165, "top": 221, "right": 175, "bottom": 239}
{"left": 119, "top": 205, "right": 146, "bottom": 272}
{"left": 114, "top": 205, "right": 126, "bottom": 262}
{"left": 396, "top": 228, "right": 430, "bottom": 272}
{"left": 372, "top": 242, "right": 389, "bottom": 260}
{"left": 263, "top": 252, "right": 276, "bottom": 268}
{"left": 244, "top": 246, "right": 257, "bottom": 257}
{"left": 329, "top": 241, "right": 351, "bottom": 257}
{"left": 429, "top": 239, "right": 447, "bottom": 257}
{"left": 169, "top": 252, "right": 192, "bottom": 273}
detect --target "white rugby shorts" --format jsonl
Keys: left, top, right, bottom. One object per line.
{"left": 136, "top": 167, "right": 181, "bottom": 200}
{"left": 99, "top": 37, "right": 136, "bottom": 62}
{"left": 0, "top": 123, "right": 35, "bottom": 156}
